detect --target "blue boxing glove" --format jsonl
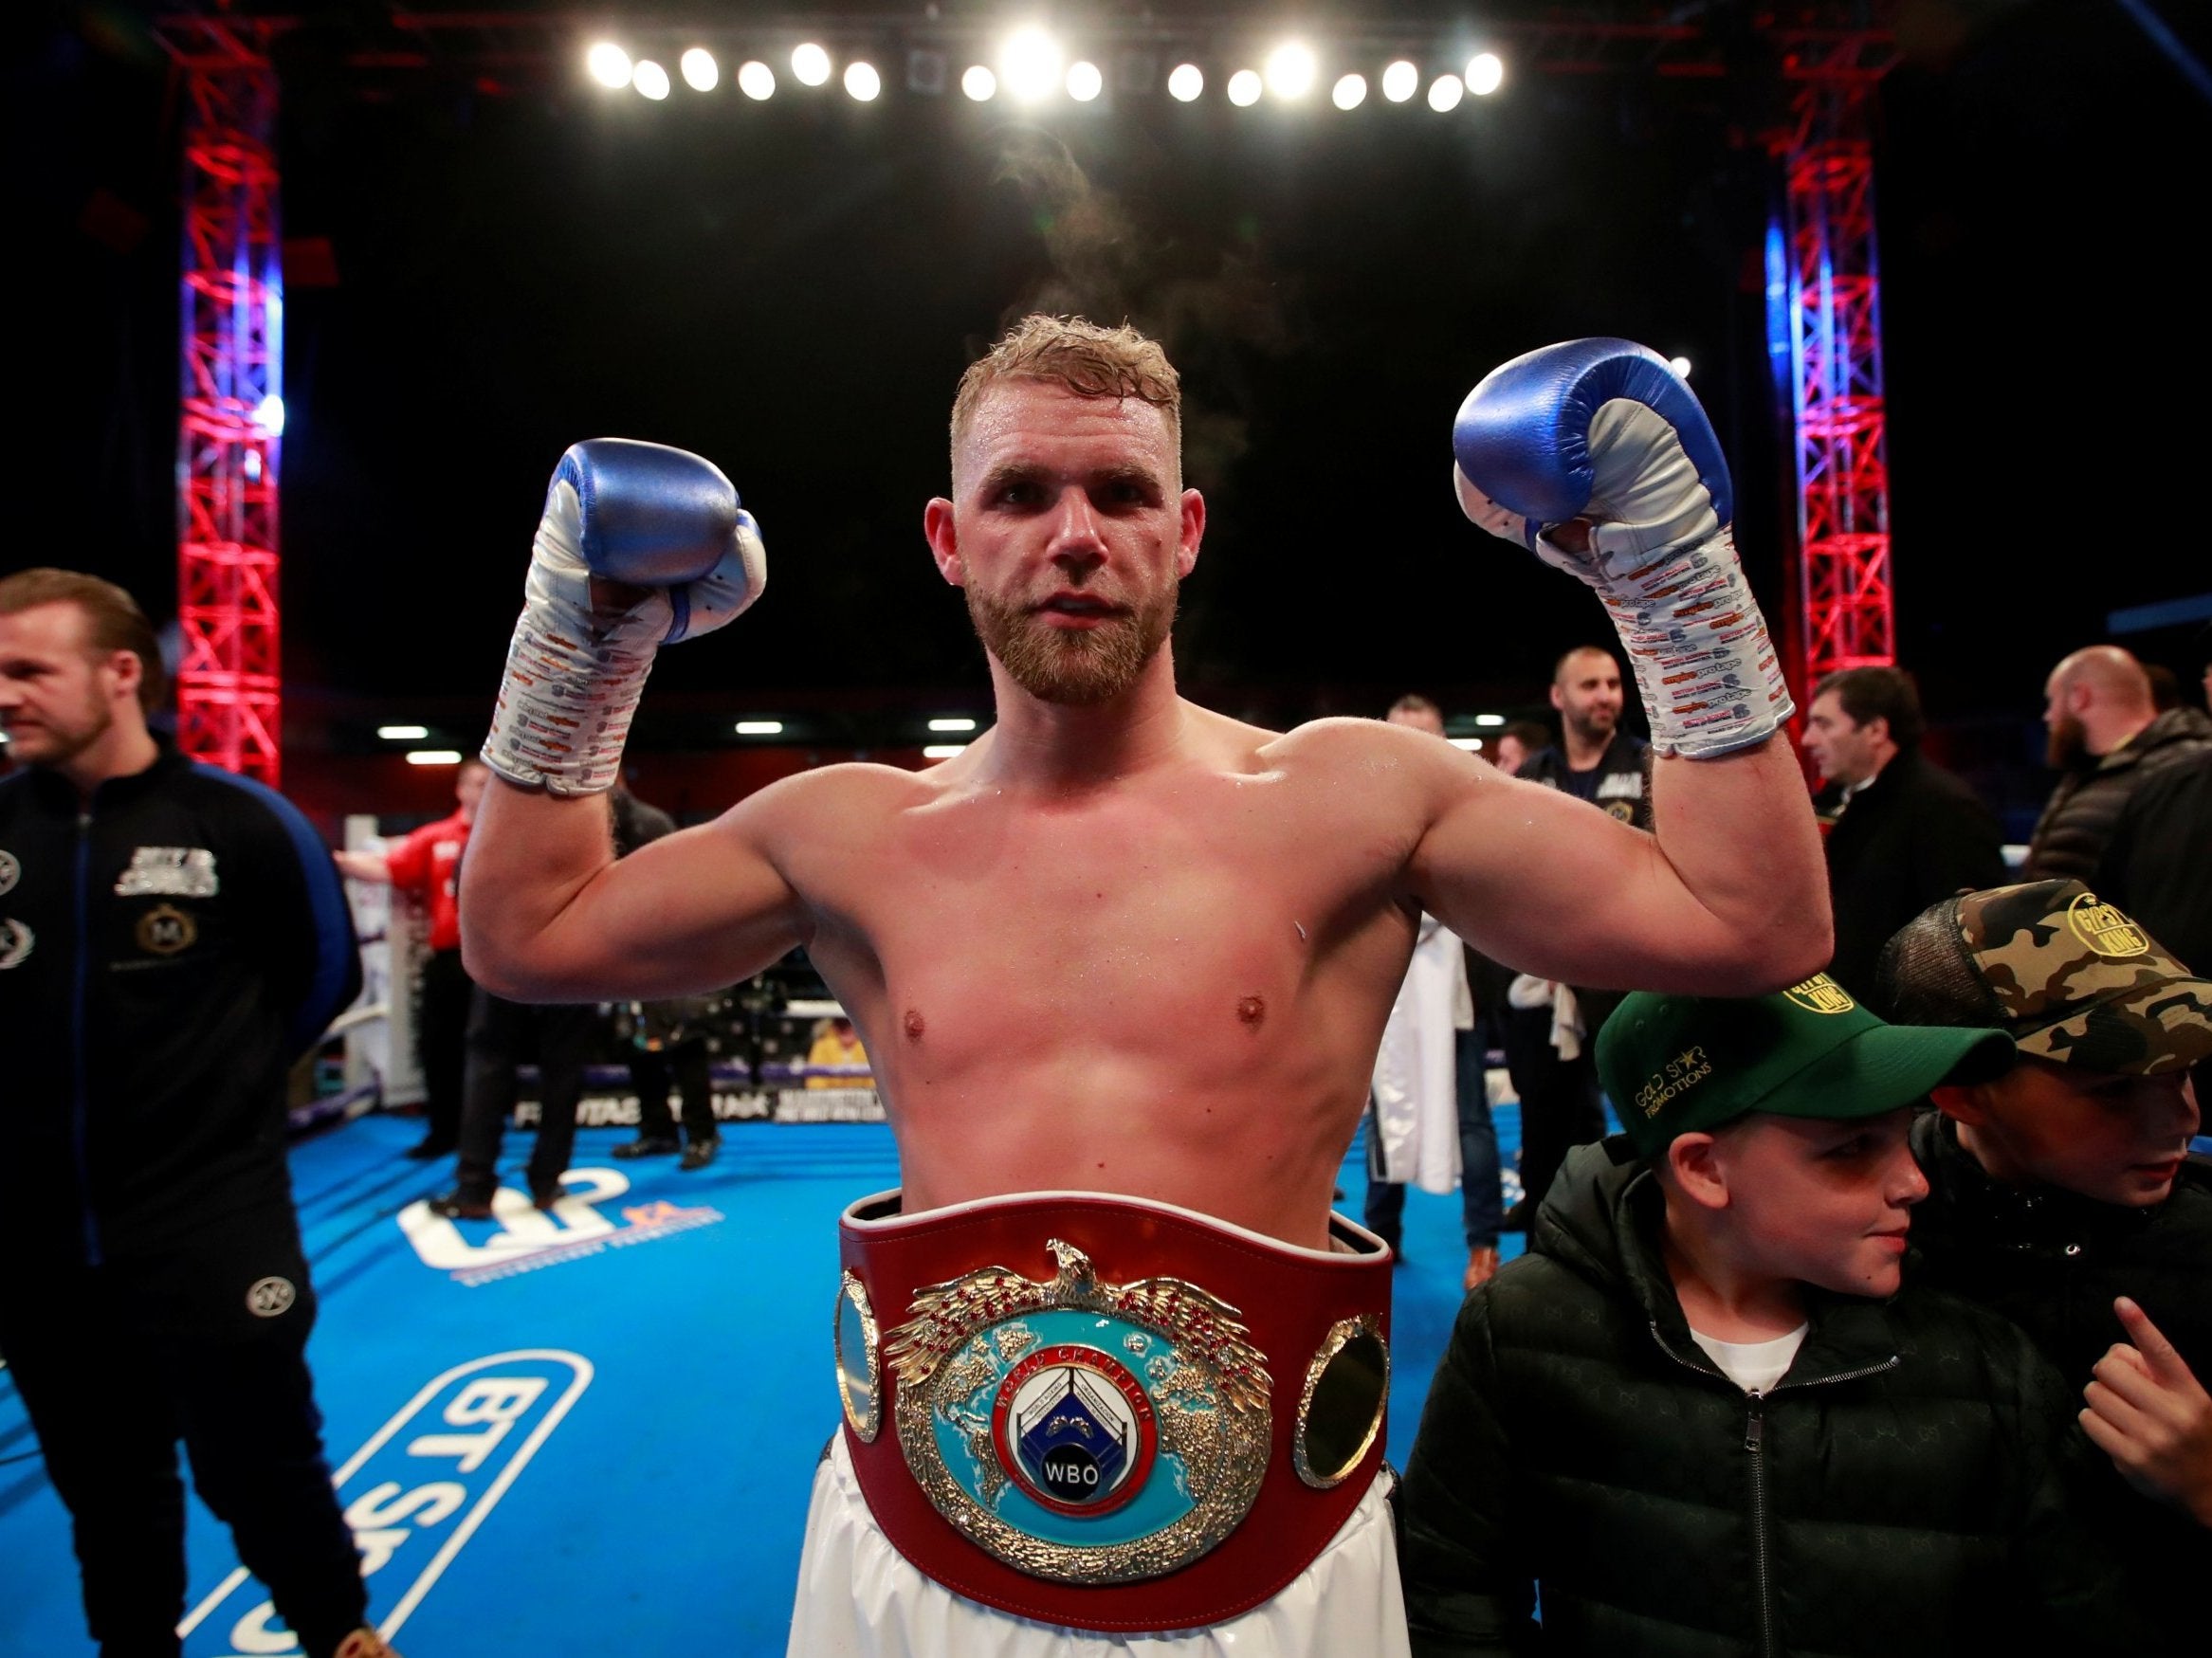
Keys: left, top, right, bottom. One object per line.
{"left": 1451, "top": 339, "right": 1790, "bottom": 758}
{"left": 485, "top": 440, "right": 767, "bottom": 795}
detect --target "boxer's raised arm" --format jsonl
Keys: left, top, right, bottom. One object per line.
{"left": 461, "top": 436, "right": 798, "bottom": 1001}
{"left": 1416, "top": 337, "right": 1829, "bottom": 993}
{"left": 463, "top": 778, "right": 808, "bottom": 1002}
{"left": 1405, "top": 738, "right": 1827, "bottom": 996}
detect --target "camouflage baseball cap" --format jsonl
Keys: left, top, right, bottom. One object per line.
{"left": 1874, "top": 879, "right": 2212, "bottom": 1077}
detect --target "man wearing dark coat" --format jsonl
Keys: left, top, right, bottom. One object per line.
{"left": 2027, "top": 645, "right": 2212, "bottom": 882}
{"left": 1800, "top": 665, "right": 2005, "bottom": 999}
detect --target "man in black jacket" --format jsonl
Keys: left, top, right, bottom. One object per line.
{"left": 608, "top": 783, "right": 723, "bottom": 1169}
{"left": 1400, "top": 975, "right": 2140, "bottom": 1657}
{"left": 2098, "top": 748, "right": 2212, "bottom": 991}
{"left": 1800, "top": 665, "right": 2005, "bottom": 999}
{"left": 0, "top": 570, "right": 393, "bottom": 1658}
{"left": 2027, "top": 645, "right": 2212, "bottom": 882}
{"left": 1874, "top": 878, "right": 2212, "bottom": 1635}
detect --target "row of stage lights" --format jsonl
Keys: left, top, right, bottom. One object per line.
{"left": 585, "top": 31, "right": 1508, "bottom": 113}
{"left": 379, "top": 711, "right": 1525, "bottom": 766}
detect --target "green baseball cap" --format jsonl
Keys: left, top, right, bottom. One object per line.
{"left": 1874, "top": 879, "right": 2212, "bottom": 1077}
{"left": 1598, "top": 974, "right": 2016, "bottom": 1159}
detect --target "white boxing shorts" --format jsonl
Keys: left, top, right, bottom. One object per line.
{"left": 785, "top": 1434, "right": 1410, "bottom": 1657}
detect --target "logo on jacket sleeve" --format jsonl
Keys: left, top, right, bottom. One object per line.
{"left": 137, "top": 904, "right": 198, "bottom": 956}
{"left": 0, "top": 848, "right": 19, "bottom": 896}
{"left": 0, "top": 919, "right": 30, "bottom": 970}
{"left": 116, "top": 846, "right": 220, "bottom": 898}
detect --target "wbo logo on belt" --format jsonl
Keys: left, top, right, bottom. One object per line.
{"left": 850, "top": 1238, "right": 1272, "bottom": 1585}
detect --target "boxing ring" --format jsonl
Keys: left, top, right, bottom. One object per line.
{"left": 0, "top": 1102, "right": 1530, "bottom": 1655}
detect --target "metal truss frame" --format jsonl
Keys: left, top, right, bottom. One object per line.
{"left": 1770, "top": 37, "right": 1895, "bottom": 680}
{"left": 149, "top": 5, "right": 1896, "bottom": 774}
{"left": 170, "top": 16, "right": 285, "bottom": 783}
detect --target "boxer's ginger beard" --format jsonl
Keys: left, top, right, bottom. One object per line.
{"left": 968, "top": 585, "right": 1176, "bottom": 705}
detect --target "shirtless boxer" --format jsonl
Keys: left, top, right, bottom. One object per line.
{"left": 459, "top": 319, "right": 1827, "bottom": 1654}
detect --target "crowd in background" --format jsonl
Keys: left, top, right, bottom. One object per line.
{"left": 4, "top": 557, "right": 2206, "bottom": 1657}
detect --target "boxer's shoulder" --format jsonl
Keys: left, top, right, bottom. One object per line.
{"left": 1265, "top": 715, "right": 1490, "bottom": 797}
{"left": 712, "top": 759, "right": 934, "bottom": 847}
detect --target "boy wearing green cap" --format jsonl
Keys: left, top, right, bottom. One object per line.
{"left": 1398, "top": 975, "right": 2137, "bottom": 1657}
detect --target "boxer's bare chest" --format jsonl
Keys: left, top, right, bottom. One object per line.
{"left": 788, "top": 761, "right": 1417, "bottom": 1102}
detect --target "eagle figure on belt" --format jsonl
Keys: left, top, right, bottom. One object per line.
{"left": 885, "top": 1238, "right": 1271, "bottom": 1414}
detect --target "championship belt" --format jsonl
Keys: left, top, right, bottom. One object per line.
{"left": 832, "top": 1189, "right": 1393, "bottom": 1631}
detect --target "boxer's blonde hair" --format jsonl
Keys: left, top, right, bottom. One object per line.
{"left": 0, "top": 567, "right": 167, "bottom": 713}
{"left": 949, "top": 315, "right": 1181, "bottom": 476}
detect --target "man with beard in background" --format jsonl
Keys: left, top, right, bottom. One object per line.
{"left": 1519, "top": 647, "right": 1652, "bottom": 829}
{"left": 2026, "top": 645, "right": 2210, "bottom": 883}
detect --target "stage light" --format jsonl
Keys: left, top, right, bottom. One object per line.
{"left": 962, "top": 64, "right": 997, "bottom": 100}
{"left": 739, "top": 60, "right": 775, "bottom": 100}
{"left": 792, "top": 43, "right": 832, "bottom": 86}
{"left": 376, "top": 725, "right": 430, "bottom": 740}
{"left": 845, "top": 61, "right": 881, "bottom": 100}
{"left": 252, "top": 393, "right": 284, "bottom": 435}
{"left": 928, "top": 717, "right": 978, "bottom": 733}
{"left": 1265, "top": 42, "right": 1318, "bottom": 100}
{"left": 1228, "top": 69, "right": 1263, "bottom": 106}
{"left": 405, "top": 750, "right": 465, "bottom": 766}
{"left": 1450, "top": 737, "right": 1484, "bottom": 751}
{"left": 1466, "top": 53, "right": 1505, "bottom": 96}
{"left": 1167, "top": 63, "right": 1204, "bottom": 101}
{"left": 1670, "top": 355, "right": 1693, "bottom": 379}
{"left": 1332, "top": 73, "right": 1366, "bottom": 110}
{"left": 923, "top": 744, "right": 967, "bottom": 759}
{"left": 586, "top": 43, "right": 632, "bottom": 89}
{"left": 681, "top": 48, "right": 719, "bottom": 92}
{"left": 1427, "top": 74, "right": 1463, "bottom": 112}
{"left": 735, "top": 720, "right": 785, "bottom": 736}
{"left": 1067, "top": 60, "right": 1104, "bottom": 101}
{"left": 1000, "top": 28, "right": 1063, "bottom": 101}
{"left": 1381, "top": 60, "right": 1418, "bottom": 102}
{"left": 633, "top": 59, "right": 670, "bottom": 100}
{"left": 1474, "top": 714, "right": 1506, "bottom": 727}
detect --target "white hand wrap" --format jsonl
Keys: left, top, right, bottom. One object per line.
{"left": 1532, "top": 400, "right": 1789, "bottom": 759}
{"left": 1456, "top": 395, "right": 1792, "bottom": 761}
{"left": 484, "top": 482, "right": 658, "bottom": 795}
{"left": 484, "top": 475, "right": 764, "bottom": 795}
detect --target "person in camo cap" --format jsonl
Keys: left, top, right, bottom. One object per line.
{"left": 1874, "top": 878, "right": 2212, "bottom": 1633}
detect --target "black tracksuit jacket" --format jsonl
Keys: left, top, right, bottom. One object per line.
{"left": 0, "top": 748, "right": 360, "bottom": 1272}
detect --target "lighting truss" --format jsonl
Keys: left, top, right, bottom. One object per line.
{"left": 1769, "top": 35, "right": 1896, "bottom": 681}
{"left": 169, "top": 15, "right": 285, "bottom": 785}
{"left": 228, "top": 8, "right": 1894, "bottom": 100}
{"left": 148, "top": 4, "right": 1900, "bottom": 773}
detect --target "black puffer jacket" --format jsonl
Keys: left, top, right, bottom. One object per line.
{"left": 1908, "top": 1113, "right": 2212, "bottom": 1638}
{"left": 2026, "top": 705, "right": 2212, "bottom": 882}
{"left": 1400, "top": 1139, "right": 2141, "bottom": 1657}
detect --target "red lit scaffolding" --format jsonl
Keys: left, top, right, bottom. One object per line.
{"left": 1772, "top": 49, "right": 1894, "bottom": 680}
{"left": 171, "top": 19, "right": 284, "bottom": 784}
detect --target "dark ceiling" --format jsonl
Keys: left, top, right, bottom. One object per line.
{"left": 11, "top": 1, "right": 2208, "bottom": 757}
